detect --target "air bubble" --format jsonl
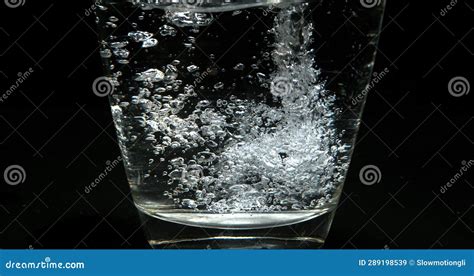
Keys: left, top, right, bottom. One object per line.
{"left": 214, "top": 82, "right": 224, "bottom": 90}
{"left": 142, "top": 38, "right": 158, "bottom": 48}
{"left": 233, "top": 63, "right": 245, "bottom": 71}
{"left": 187, "top": 65, "right": 200, "bottom": 73}
{"left": 159, "top": 25, "right": 177, "bottom": 36}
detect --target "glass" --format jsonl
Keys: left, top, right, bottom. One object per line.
{"left": 94, "top": 0, "right": 386, "bottom": 248}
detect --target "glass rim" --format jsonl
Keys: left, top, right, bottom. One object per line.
{"left": 128, "top": 0, "right": 317, "bottom": 12}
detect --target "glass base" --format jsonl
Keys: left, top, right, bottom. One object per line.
{"left": 139, "top": 209, "right": 336, "bottom": 249}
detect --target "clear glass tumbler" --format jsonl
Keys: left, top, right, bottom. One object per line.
{"left": 94, "top": 0, "right": 385, "bottom": 248}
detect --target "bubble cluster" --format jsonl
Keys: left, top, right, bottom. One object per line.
{"left": 103, "top": 4, "right": 347, "bottom": 214}
{"left": 165, "top": 11, "right": 214, "bottom": 27}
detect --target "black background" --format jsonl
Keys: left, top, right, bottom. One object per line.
{"left": 0, "top": 0, "right": 472, "bottom": 249}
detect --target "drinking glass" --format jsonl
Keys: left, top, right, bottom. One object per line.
{"left": 94, "top": 0, "right": 385, "bottom": 248}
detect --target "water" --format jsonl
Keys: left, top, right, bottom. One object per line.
{"left": 96, "top": 0, "right": 378, "bottom": 229}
